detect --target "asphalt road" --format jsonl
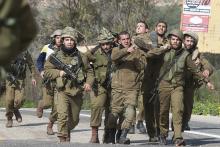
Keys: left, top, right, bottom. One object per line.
{"left": 0, "top": 108, "right": 220, "bottom": 147}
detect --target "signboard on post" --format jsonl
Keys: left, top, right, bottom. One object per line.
{"left": 181, "top": 0, "right": 211, "bottom": 32}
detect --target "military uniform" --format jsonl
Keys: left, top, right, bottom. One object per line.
{"left": 147, "top": 30, "right": 210, "bottom": 145}
{"left": 108, "top": 43, "right": 147, "bottom": 144}
{"left": 142, "top": 31, "right": 167, "bottom": 140}
{"left": 36, "top": 29, "right": 62, "bottom": 135}
{"left": 87, "top": 28, "right": 114, "bottom": 143}
{"left": 182, "top": 31, "right": 214, "bottom": 130}
{"left": 5, "top": 51, "right": 36, "bottom": 127}
{"left": 129, "top": 33, "right": 152, "bottom": 134}
{"left": 44, "top": 27, "right": 94, "bottom": 142}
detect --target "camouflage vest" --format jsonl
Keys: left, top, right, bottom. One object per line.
{"left": 161, "top": 49, "right": 189, "bottom": 86}
{"left": 55, "top": 49, "right": 85, "bottom": 88}
{"left": 93, "top": 48, "right": 111, "bottom": 86}
{"left": 9, "top": 51, "right": 27, "bottom": 79}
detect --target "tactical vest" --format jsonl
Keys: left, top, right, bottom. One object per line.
{"left": 55, "top": 49, "right": 86, "bottom": 88}
{"left": 9, "top": 51, "right": 27, "bottom": 79}
{"left": 93, "top": 48, "right": 111, "bottom": 86}
{"left": 161, "top": 49, "right": 189, "bottom": 86}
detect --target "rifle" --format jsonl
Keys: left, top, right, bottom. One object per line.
{"left": 48, "top": 54, "right": 84, "bottom": 85}
{"left": 148, "top": 49, "right": 184, "bottom": 103}
{"left": 7, "top": 58, "right": 26, "bottom": 86}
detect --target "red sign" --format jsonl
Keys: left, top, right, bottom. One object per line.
{"left": 181, "top": 14, "right": 209, "bottom": 32}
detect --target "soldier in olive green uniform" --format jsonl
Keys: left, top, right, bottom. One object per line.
{"left": 87, "top": 28, "right": 114, "bottom": 143}
{"left": 147, "top": 29, "right": 214, "bottom": 146}
{"left": 36, "top": 29, "right": 62, "bottom": 135}
{"left": 107, "top": 31, "right": 148, "bottom": 144}
{"left": 5, "top": 51, "right": 37, "bottom": 128}
{"left": 0, "top": 0, "right": 37, "bottom": 79}
{"left": 142, "top": 21, "right": 168, "bottom": 142}
{"left": 182, "top": 31, "right": 214, "bottom": 130}
{"left": 44, "top": 27, "right": 94, "bottom": 142}
{"left": 129, "top": 20, "right": 150, "bottom": 134}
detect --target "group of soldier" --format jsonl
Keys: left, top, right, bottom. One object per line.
{"left": 0, "top": 1, "right": 215, "bottom": 146}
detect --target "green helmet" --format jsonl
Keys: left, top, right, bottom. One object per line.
{"left": 97, "top": 27, "right": 114, "bottom": 44}
{"left": 184, "top": 31, "right": 199, "bottom": 45}
{"left": 61, "top": 27, "right": 78, "bottom": 42}
{"left": 50, "top": 29, "right": 62, "bottom": 38}
{"left": 167, "top": 29, "right": 183, "bottom": 41}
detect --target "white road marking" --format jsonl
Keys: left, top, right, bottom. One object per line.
{"left": 1, "top": 108, "right": 220, "bottom": 139}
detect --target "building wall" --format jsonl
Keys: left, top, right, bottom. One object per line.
{"left": 197, "top": 0, "right": 220, "bottom": 53}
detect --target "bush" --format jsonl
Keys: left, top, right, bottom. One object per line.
{"left": 193, "top": 101, "right": 220, "bottom": 116}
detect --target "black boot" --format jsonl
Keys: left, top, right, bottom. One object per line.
{"left": 116, "top": 129, "right": 122, "bottom": 143}
{"left": 108, "top": 128, "right": 116, "bottom": 144}
{"left": 14, "top": 109, "right": 22, "bottom": 123}
{"left": 182, "top": 122, "right": 190, "bottom": 131}
{"left": 159, "top": 135, "right": 167, "bottom": 145}
{"left": 118, "top": 129, "right": 130, "bottom": 144}
{"left": 136, "top": 121, "right": 146, "bottom": 134}
{"left": 103, "top": 128, "right": 109, "bottom": 144}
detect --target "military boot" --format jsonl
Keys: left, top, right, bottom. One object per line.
{"left": 182, "top": 122, "right": 190, "bottom": 131}
{"left": 102, "top": 128, "right": 109, "bottom": 144}
{"left": 116, "top": 129, "right": 122, "bottom": 143}
{"left": 36, "top": 101, "right": 43, "bottom": 118}
{"left": 118, "top": 129, "right": 130, "bottom": 144}
{"left": 136, "top": 121, "right": 146, "bottom": 134}
{"left": 6, "top": 117, "right": 13, "bottom": 128}
{"left": 128, "top": 125, "right": 135, "bottom": 134}
{"left": 108, "top": 128, "right": 116, "bottom": 144}
{"left": 89, "top": 127, "right": 100, "bottom": 143}
{"left": 66, "top": 130, "right": 71, "bottom": 142}
{"left": 47, "top": 121, "right": 54, "bottom": 135}
{"left": 173, "top": 138, "right": 186, "bottom": 146}
{"left": 159, "top": 135, "right": 167, "bottom": 145}
{"left": 58, "top": 136, "right": 66, "bottom": 143}
{"left": 14, "top": 109, "right": 22, "bottom": 123}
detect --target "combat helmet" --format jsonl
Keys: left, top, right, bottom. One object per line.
{"left": 50, "top": 29, "right": 62, "bottom": 38}
{"left": 61, "top": 27, "right": 79, "bottom": 42}
{"left": 167, "top": 29, "right": 184, "bottom": 41}
{"left": 97, "top": 27, "right": 114, "bottom": 44}
{"left": 184, "top": 31, "right": 199, "bottom": 45}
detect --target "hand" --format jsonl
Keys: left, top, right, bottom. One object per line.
{"left": 202, "top": 70, "right": 210, "bottom": 78}
{"left": 127, "top": 45, "right": 136, "bottom": 53}
{"left": 59, "top": 70, "right": 66, "bottom": 77}
{"left": 32, "top": 78, "right": 37, "bottom": 86}
{"left": 40, "top": 71, "right": 44, "bottom": 78}
{"left": 207, "top": 82, "right": 214, "bottom": 90}
{"left": 83, "top": 83, "right": 91, "bottom": 92}
{"left": 161, "top": 43, "right": 170, "bottom": 50}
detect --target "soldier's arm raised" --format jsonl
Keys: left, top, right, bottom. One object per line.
{"left": 145, "top": 44, "right": 170, "bottom": 58}
{"left": 111, "top": 47, "right": 129, "bottom": 62}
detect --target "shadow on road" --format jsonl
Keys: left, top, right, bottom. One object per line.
{"left": 20, "top": 122, "right": 48, "bottom": 127}
{"left": 186, "top": 137, "right": 220, "bottom": 146}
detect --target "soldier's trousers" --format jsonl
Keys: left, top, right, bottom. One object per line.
{"left": 55, "top": 91, "right": 83, "bottom": 138}
{"left": 38, "top": 86, "right": 57, "bottom": 122}
{"left": 90, "top": 86, "right": 110, "bottom": 128}
{"left": 159, "top": 81, "right": 184, "bottom": 140}
{"left": 183, "top": 86, "right": 195, "bottom": 127}
{"left": 5, "top": 80, "right": 24, "bottom": 118}
{"left": 109, "top": 88, "right": 138, "bottom": 129}
{"left": 136, "top": 93, "right": 145, "bottom": 121}
{"left": 143, "top": 82, "right": 159, "bottom": 138}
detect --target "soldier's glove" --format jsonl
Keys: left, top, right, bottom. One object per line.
{"left": 134, "top": 38, "right": 152, "bottom": 52}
